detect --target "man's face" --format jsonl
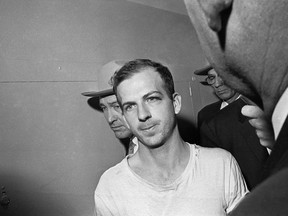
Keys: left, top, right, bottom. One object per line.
{"left": 184, "top": 0, "right": 288, "bottom": 107}
{"left": 207, "top": 69, "right": 236, "bottom": 102}
{"left": 116, "top": 68, "right": 181, "bottom": 148}
{"left": 99, "top": 95, "right": 132, "bottom": 139}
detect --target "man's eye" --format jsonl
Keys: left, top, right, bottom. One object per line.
{"left": 113, "top": 104, "right": 121, "bottom": 111}
{"left": 100, "top": 106, "right": 107, "bottom": 112}
{"left": 147, "top": 97, "right": 160, "bottom": 102}
{"left": 124, "top": 104, "right": 135, "bottom": 112}
{"left": 113, "top": 104, "right": 120, "bottom": 108}
{"left": 208, "top": 76, "right": 215, "bottom": 81}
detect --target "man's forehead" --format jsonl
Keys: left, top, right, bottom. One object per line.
{"left": 99, "top": 94, "right": 118, "bottom": 105}
{"left": 118, "top": 71, "right": 163, "bottom": 97}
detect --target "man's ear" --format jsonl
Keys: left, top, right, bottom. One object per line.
{"left": 172, "top": 92, "right": 182, "bottom": 114}
{"left": 198, "top": 0, "right": 233, "bottom": 32}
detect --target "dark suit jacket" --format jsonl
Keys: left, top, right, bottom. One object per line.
{"left": 199, "top": 98, "right": 268, "bottom": 190}
{"left": 230, "top": 116, "right": 288, "bottom": 216}
{"left": 197, "top": 100, "right": 222, "bottom": 129}
{"left": 196, "top": 100, "right": 222, "bottom": 144}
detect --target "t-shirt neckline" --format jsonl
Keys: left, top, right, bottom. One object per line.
{"left": 124, "top": 143, "right": 198, "bottom": 191}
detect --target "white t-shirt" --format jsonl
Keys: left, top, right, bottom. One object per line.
{"left": 94, "top": 144, "right": 248, "bottom": 216}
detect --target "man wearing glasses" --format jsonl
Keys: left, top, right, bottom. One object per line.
{"left": 195, "top": 65, "right": 269, "bottom": 190}
{"left": 195, "top": 65, "right": 240, "bottom": 127}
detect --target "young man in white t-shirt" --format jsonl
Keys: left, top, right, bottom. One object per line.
{"left": 94, "top": 59, "right": 248, "bottom": 216}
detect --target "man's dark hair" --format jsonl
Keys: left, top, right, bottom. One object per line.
{"left": 112, "top": 59, "right": 175, "bottom": 100}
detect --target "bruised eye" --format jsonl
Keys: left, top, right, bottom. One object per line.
{"left": 147, "top": 96, "right": 161, "bottom": 103}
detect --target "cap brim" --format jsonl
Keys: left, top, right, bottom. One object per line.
{"left": 200, "top": 81, "right": 210, "bottom": 86}
{"left": 87, "top": 97, "right": 102, "bottom": 112}
{"left": 194, "top": 65, "right": 213, "bottom": 76}
{"left": 81, "top": 88, "right": 114, "bottom": 98}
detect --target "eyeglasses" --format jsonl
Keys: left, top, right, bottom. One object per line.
{"left": 205, "top": 75, "right": 223, "bottom": 85}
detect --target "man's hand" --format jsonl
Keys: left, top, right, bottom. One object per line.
{"left": 241, "top": 105, "right": 275, "bottom": 151}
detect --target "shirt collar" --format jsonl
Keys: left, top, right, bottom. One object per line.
{"left": 220, "top": 94, "right": 241, "bottom": 110}
{"left": 272, "top": 87, "right": 288, "bottom": 139}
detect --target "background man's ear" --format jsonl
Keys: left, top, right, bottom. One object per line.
{"left": 198, "top": 0, "right": 233, "bottom": 32}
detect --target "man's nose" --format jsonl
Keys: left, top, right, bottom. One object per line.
{"left": 108, "top": 109, "right": 117, "bottom": 123}
{"left": 137, "top": 103, "right": 151, "bottom": 122}
{"left": 214, "top": 76, "right": 224, "bottom": 87}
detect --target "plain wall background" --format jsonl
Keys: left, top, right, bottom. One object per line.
{"left": 0, "top": 0, "right": 217, "bottom": 215}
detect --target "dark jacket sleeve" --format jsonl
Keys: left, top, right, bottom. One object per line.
{"left": 229, "top": 168, "right": 288, "bottom": 216}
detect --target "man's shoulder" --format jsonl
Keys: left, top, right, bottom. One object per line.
{"left": 220, "top": 97, "right": 246, "bottom": 115}
{"left": 196, "top": 145, "right": 232, "bottom": 163}
{"left": 199, "top": 145, "right": 231, "bottom": 157}
{"left": 226, "top": 97, "right": 246, "bottom": 111}
{"left": 194, "top": 145, "right": 236, "bottom": 174}
{"left": 198, "top": 101, "right": 222, "bottom": 126}
{"left": 206, "top": 98, "right": 246, "bottom": 123}
{"left": 199, "top": 100, "right": 222, "bottom": 114}
{"left": 97, "top": 157, "right": 128, "bottom": 187}
{"left": 229, "top": 168, "right": 288, "bottom": 216}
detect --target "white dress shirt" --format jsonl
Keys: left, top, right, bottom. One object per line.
{"left": 272, "top": 87, "right": 288, "bottom": 140}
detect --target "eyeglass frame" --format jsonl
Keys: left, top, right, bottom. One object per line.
{"left": 205, "top": 74, "right": 224, "bottom": 85}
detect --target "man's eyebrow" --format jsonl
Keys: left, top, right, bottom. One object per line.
{"left": 143, "top": 91, "right": 163, "bottom": 99}
{"left": 108, "top": 101, "right": 119, "bottom": 106}
{"left": 121, "top": 91, "right": 163, "bottom": 107}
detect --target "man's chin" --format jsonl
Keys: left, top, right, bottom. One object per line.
{"left": 114, "top": 131, "right": 131, "bottom": 140}
{"left": 217, "top": 92, "right": 231, "bottom": 100}
{"left": 139, "top": 136, "right": 164, "bottom": 149}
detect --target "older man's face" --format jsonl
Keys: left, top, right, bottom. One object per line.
{"left": 184, "top": 0, "right": 288, "bottom": 107}
{"left": 99, "top": 94, "right": 132, "bottom": 139}
{"left": 207, "top": 69, "right": 237, "bottom": 102}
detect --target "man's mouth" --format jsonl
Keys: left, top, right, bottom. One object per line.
{"left": 217, "top": 89, "right": 228, "bottom": 94}
{"left": 111, "top": 125, "right": 125, "bottom": 131}
{"left": 139, "top": 124, "right": 157, "bottom": 132}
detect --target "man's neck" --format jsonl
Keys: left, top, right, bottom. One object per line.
{"left": 128, "top": 130, "right": 190, "bottom": 185}
{"left": 224, "top": 92, "right": 240, "bottom": 104}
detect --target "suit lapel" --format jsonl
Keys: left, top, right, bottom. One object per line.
{"left": 264, "top": 116, "right": 288, "bottom": 177}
